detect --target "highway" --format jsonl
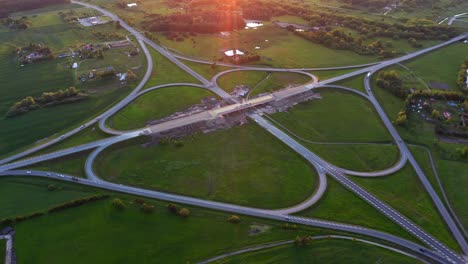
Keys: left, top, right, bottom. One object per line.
{"left": 0, "top": 170, "right": 451, "bottom": 264}
{"left": 0, "top": 38, "right": 153, "bottom": 166}
{"left": 0, "top": 131, "right": 141, "bottom": 172}
{"left": 363, "top": 68, "right": 468, "bottom": 255}
{"left": 249, "top": 113, "right": 464, "bottom": 264}
{"left": 0, "top": 2, "right": 466, "bottom": 263}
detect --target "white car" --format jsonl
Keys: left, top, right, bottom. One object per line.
{"left": 26, "top": 171, "right": 31, "bottom": 174}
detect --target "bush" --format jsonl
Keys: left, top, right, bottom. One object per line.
{"left": 134, "top": 198, "right": 145, "bottom": 205}
{"left": 141, "top": 203, "right": 155, "bottom": 214}
{"left": 112, "top": 198, "right": 125, "bottom": 210}
{"left": 48, "top": 195, "right": 109, "bottom": 213}
{"left": 294, "top": 236, "right": 311, "bottom": 246}
{"left": 47, "top": 184, "right": 57, "bottom": 191}
{"left": 178, "top": 208, "right": 190, "bottom": 218}
{"left": 282, "top": 223, "right": 297, "bottom": 230}
{"left": 167, "top": 203, "right": 178, "bottom": 213}
{"left": 227, "top": 215, "right": 240, "bottom": 224}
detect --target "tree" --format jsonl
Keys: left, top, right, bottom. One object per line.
{"left": 112, "top": 198, "right": 125, "bottom": 210}
{"left": 47, "top": 184, "right": 57, "bottom": 191}
{"left": 167, "top": 203, "right": 178, "bottom": 213}
{"left": 126, "top": 70, "right": 137, "bottom": 81}
{"left": 457, "top": 146, "right": 468, "bottom": 158}
{"left": 431, "top": 109, "right": 440, "bottom": 119}
{"left": 463, "top": 101, "right": 468, "bottom": 112}
{"left": 227, "top": 215, "right": 240, "bottom": 223}
{"left": 178, "top": 208, "right": 190, "bottom": 218}
{"left": 134, "top": 198, "right": 145, "bottom": 205}
{"left": 395, "top": 111, "right": 407, "bottom": 126}
{"left": 294, "top": 236, "right": 310, "bottom": 246}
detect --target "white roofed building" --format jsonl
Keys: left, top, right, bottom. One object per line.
{"left": 224, "top": 49, "right": 244, "bottom": 57}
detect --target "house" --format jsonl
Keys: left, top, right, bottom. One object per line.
{"left": 443, "top": 111, "right": 452, "bottom": 119}
{"left": 224, "top": 49, "right": 244, "bottom": 57}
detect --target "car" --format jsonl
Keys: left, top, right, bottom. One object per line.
{"left": 79, "top": 125, "right": 85, "bottom": 129}
{"left": 60, "top": 135, "right": 65, "bottom": 139}
{"left": 72, "top": 177, "right": 79, "bottom": 182}
{"left": 46, "top": 173, "right": 51, "bottom": 176}
{"left": 59, "top": 174, "right": 65, "bottom": 178}
{"left": 285, "top": 216, "right": 291, "bottom": 221}
{"left": 26, "top": 171, "right": 31, "bottom": 174}
{"left": 366, "top": 72, "right": 371, "bottom": 77}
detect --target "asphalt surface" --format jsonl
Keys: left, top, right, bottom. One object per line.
{"left": 0, "top": 38, "right": 154, "bottom": 166}
{"left": 0, "top": 234, "right": 13, "bottom": 264}
{"left": 363, "top": 67, "right": 468, "bottom": 256}
{"left": 0, "top": 170, "right": 449, "bottom": 264}
{"left": 0, "top": 2, "right": 466, "bottom": 263}
{"left": 250, "top": 113, "right": 464, "bottom": 264}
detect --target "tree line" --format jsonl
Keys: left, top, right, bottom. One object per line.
{"left": 0, "top": 194, "right": 108, "bottom": 226}
{"left": 293, "top": 28, "right": 399, "bottom": 58}
{"left": 240, "top": 0, "right": 460, "bottom": 40}
{"left": 1, "top": 16, "right": 31, "bottom": 30}
{"left": 6, "top": 87, "right": 88, "bottom": 118}
{"left": 142, "top": 10, "right": 246, "bottom": 33}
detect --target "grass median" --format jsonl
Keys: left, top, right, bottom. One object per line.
{"left": 95, "top": 123, "right": 317, "bottom": 209}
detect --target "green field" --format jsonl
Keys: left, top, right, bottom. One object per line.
{"left": 142, "top": 47, "right": 199, "bottom": 89}
{"left": 436, "top": 159, "right": 468, "bottom": 231}
{"left": 218, "top": 71, "right": 270, "bottom": 93}
{"left": 183, "top": 60, "right": 233, "bottom": 80}
{"left": 305, "top": 144, "right": 399, "bottom": 172}
{"left": 96, "top": 124, "right": 317, "bottom": 209}
{"left": 403, "top": 43, "right": 468, "bottom": 92}
{"left": 27, "top": 151, "right": 89, "bottom": 177}
{"left": 155, "top": 24, "right": 377, "bottom": 68}
{"left": 217, "top": 70, "right": 311, "bottom": 94}
{"left": 297, "top": 178, "right": 414, "bottom": 242}
{"left": 216, "top": 239, "right": 420, "bottom": 264}
{"left": 0, "top": 6, "right": 144, "bottom": 157}
{"left": 354, "top": 164, "right": 459, "bottom": 250}
{"left": 108, "top": 86, "right": 215, "bottom": 130}
{"left": 34, "top": 124, "right": 109, "bottom": 155}
{"left": 0, "top": 177, "right": 100, "bottom": 219}
{"left": 270, "top": 90, "right": 392, "bottom": 142}
{"left": 1, "top": 176, "right": 420, "bottom": 263}
{"left": 311, "top": 68, "right": 359, "bottom": 82}
{"left": 333, "top": 74, "right": 367, "bottom": 92}
{"left": 249, "top": 72, "right": 312, "bottom": 97}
